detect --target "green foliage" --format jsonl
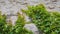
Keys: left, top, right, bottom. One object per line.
{"left": 0, "top": 11, "right": 7, "bottom": 34}
{"left": 0, "top": 12, "right": 33, "bottom": 34}
{"left": 13, "top": 12, "right": 33, "bottom": 34}
{"left": 0, "top": 11, "right": 13, "bottom": 34}
{"left": 22, "top": 4, "right": 60, "bottom": 34}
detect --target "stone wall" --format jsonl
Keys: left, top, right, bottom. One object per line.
{"left": 0, "top": 0, "right": 60, "bottom": 23}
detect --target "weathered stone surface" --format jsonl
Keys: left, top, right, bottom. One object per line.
{"left": 0, "top": 0, "right": 60, "bottom": 14}
{"left": 0, "top": 0, "right": 60, "bottom": 34}
{"left": 24, "top": 23, "right": 39, "bottom": 34}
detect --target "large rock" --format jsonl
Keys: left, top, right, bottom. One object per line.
{"left": 24, "top": 23, "right": 39, "bottom": 34}
{"left": 0, "top": 0, "right": 60, "bottom": 14}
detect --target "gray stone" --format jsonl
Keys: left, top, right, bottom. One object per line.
{"left": 24, "top": 23, "right": 39, "bottom": 34}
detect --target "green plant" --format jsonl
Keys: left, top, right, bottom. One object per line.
{"left": 13, "top": 12, "right": 33, "bottom": 34}
{"left": 0, "top": 12, "right": 33, "bottom": 34}
{"left": 22, "top": 4, "right": 60, "bottom": 34}
{"left": 0, "top": 11, "right": 7, "bottom": 34}
{"left": 0, "top": 11, "right": 13, "bottom": 34}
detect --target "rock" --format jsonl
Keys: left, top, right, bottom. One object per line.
{"left": 24, "top": 23, "right": 39, "bottom": 34}
{"left": 51, "top": 0, "right": 57, "bottom": 2}
{"left": 47, "top": 4, "right": 55, "bottom": 9}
